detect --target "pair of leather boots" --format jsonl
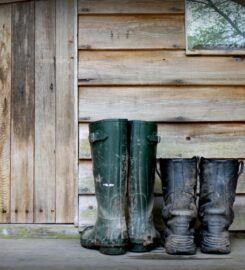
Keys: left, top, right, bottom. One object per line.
{"left": 158, "top": 157, "right": 244, "bottom": 255}
{"left": 80, "top": 119, "right": 160, "bottom": 255}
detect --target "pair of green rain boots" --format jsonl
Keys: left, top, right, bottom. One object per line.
{"left": 80, "top": 119, "right": 161, "bottom": 255}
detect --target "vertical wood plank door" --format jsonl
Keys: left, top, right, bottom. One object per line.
{"left": 0, "top": 0, "right": 77, "bottom": 224}
{"left": 0, "top": 4, "right": 11, "bottom": 223}
{"left": 11, "top": 1, "right": 35, "bottom": 223}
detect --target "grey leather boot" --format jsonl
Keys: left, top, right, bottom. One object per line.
{"left": 158, "top": 157, "right": 198, "bottom": 255}
{"left": 199, "top": 158, "right": 244, "bottom": 254}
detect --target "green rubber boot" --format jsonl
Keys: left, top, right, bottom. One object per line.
{"left": 80, "top": 119, "right": 129, "bottom": 255}
{"left": 127, "top": 120, "right": 161, "bottom": 252}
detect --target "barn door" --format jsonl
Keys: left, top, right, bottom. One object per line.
{"left": 0, "top": 0, "right": 78, "bottom": 224}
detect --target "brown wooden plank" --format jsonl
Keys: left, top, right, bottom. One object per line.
{"left": 56, "top": 0, "right": 76, "bottom": 223}
{"left": 11, "top": 1, "right": 35, "bottom": 223}
{"left": 78, "top": 195, "right": 245, "bottom": 231}
{"left": 0, "top": 0, "right": 30, "bottom": 4}
{"left": 78, "top": 0, "right": 184, "bottom": 14}
{"left": 79, "top": 123, "right": 245, "bottom": 160}
{"left": 78, "top": 160, "right": 245, "bottom": 195}
{"left": 0, "top": 5, "right": 11, "bottom": 223}
{"left": 79, "top": 86, "right": 245, "bottom": 122}
{"left": 34, "top": 0, "right": 56, "bottom": 223}
{"left": 78, "top": 50, "right": 245, "bottom": 86}
{"left": 79, "top": 15, "right": 185, "bottom": 49}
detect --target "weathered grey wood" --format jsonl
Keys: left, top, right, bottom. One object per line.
{"left": 78, "top": 160, "right": 245, "bottom": 195}
{"left": 34, "top": 0, "right": 56, "bottom": 223}
{"left": 79, "top": 15, "right": 185, "bottom": 49}
{"left": 79, "top": 123, "right": 245, "bottom": 159}
{"left": 78, "top": 0, "right": 184, "bottom": 14}
{"left": 73, "top": 0, "right": 79, "bottom": 227}
{"left": 0, "top": 0, "right": 30, "bottom": 4}
{"left": 11, "top": 1, "right": 34, "bottom": 223}
{"left": 79, "top": 86, "right": 245, "bottom": 122}
{"left": 0, "top": 5, "right": 11, "bottom": 223}
{"left": 56, "top": 0, "right": 76, "bottom": 223}
{"left": 78, "top": 50, "right": 245, "bottom": 85}
{"left": 78, "top": 195, "right": 245, "bottom": 231}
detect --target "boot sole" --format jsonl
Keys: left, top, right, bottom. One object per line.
{"left": 201, "top": 234, "right": 230, "bottom": 254}
{"left": 81, "top": 239, "right": 127, "bottom": 255}
{"left": 128, "top": 242, "right": 159, "bottom": 253}
{"left": 165, "top": 234, "right": 196, "bottom": 255}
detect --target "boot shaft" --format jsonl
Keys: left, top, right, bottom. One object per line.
{"left": 89, "top": 119, "right": 128, "bottom": 219}
{"left": 128, "top": 120, "right": 159, "bottom": 212}
{"left": 199, "top": 158, "right": 244, "bottom": 230}
{"left": 199, "top": 158, "right": 243, "bottom": 218}
{"left": 158, "top": 157, "right": 198, "bottom": 211}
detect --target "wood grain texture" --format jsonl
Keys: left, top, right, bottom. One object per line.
{"left": 79, "top": 86, "right": 245, "bottom": 122}
{"left": 11, "top": 1, "right": 35, "bottom": 223}
{"left": 56, "top": 0, "right": 76, "bottom": 223}
{"left": 0, "top": 0, "right": 30, "bottom": 4}
{"left": 34, "top": 0, "right": 56, "bottom": 223}
{"left": 78, "top": 195, "right": 245, "bottom": 231}
{"left": 78, "top": 160, "right": 245, "bottom": 195}
{"left": 78, "top": 50, "right": 245, "bottom": 86}
{"left": 78, "top": 0, "right": 184, "bottom": 14}
{"left": 0, "top": 5, "right": 11, "bottom": 223}
{"left": 79, "top": 15, "right": 185, "bottom": 49}
{"left": 79, "top": 123, "right": 245, "bottom": 159}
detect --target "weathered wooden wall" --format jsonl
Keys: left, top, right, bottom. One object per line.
{"left": 78, "top": 0, "right": 245, "bottom": 230}
{"left": 0, "top": 0, "right": 77, "bottom": 224}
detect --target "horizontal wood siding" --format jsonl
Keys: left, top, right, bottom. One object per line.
{"left": 79, "top": 123, "right": 245, "bottom": 159}
{"left": 79, "top": 15, "right": 185, "bottom": 49}
{"left": 78, "top": 0, "right": 245, "bottom": 231}
{"left": 78, "top": 0, "right": 184, "bottom": 14}
{"left": 78, "top": 51, "right": 245, "bottom": 86}
{"left": 79, "top": 86, "right": 245, "bottom": 122}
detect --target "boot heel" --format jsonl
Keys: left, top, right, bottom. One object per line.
{"left": 165, "top": 234, "right": 196, "bottom": 255}
{"left": 99, "top": 246, "right": 126, "bottom": 255}
{"left": 201, "top": 233, "right": 230, "bottom": 254}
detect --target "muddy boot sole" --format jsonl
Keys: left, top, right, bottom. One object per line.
{"left": 165, "top": 234, "right": 196, "bottom": 255}
{"left": 201, "top": 233, "right": 230, "bottom": 254}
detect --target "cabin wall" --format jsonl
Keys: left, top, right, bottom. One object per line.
{"left": 0, "top": 0, "right": 77, "bottom": 224}
{"left": 77, "top": 0, "right": 245, "bottom": 230}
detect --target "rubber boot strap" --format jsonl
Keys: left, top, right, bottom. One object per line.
{"left": 147, "top": 134, "right": 161, "bottom": 144}
{"left": 89, "top": 131, "right": 108, "bottom": 143}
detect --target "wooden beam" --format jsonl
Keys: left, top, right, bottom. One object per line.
{"left": 0, "top": 4, "right": 11, "bottom": 223}
{"left": 55, "top": 0, "right": 76, "bottom": 223}
{"left": 11, "top": 1, "right": 35, "bottom": 223}
{"left": 78, "top": 50, "right": 245, "bottom": 86}
{"left": 78, "top": 0, "right": 184, "bottom": 14}
{"left": 79, "top": 123, "right": 245, "bottom": 159}
{"left": 78, "top": 15, "right": 185, "bottom": 49}
{"left": 34, "top": 0, "right": 56, "bottom": 223}
{"left": 79, "top": 86, "right": 245, "bottom": 122}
